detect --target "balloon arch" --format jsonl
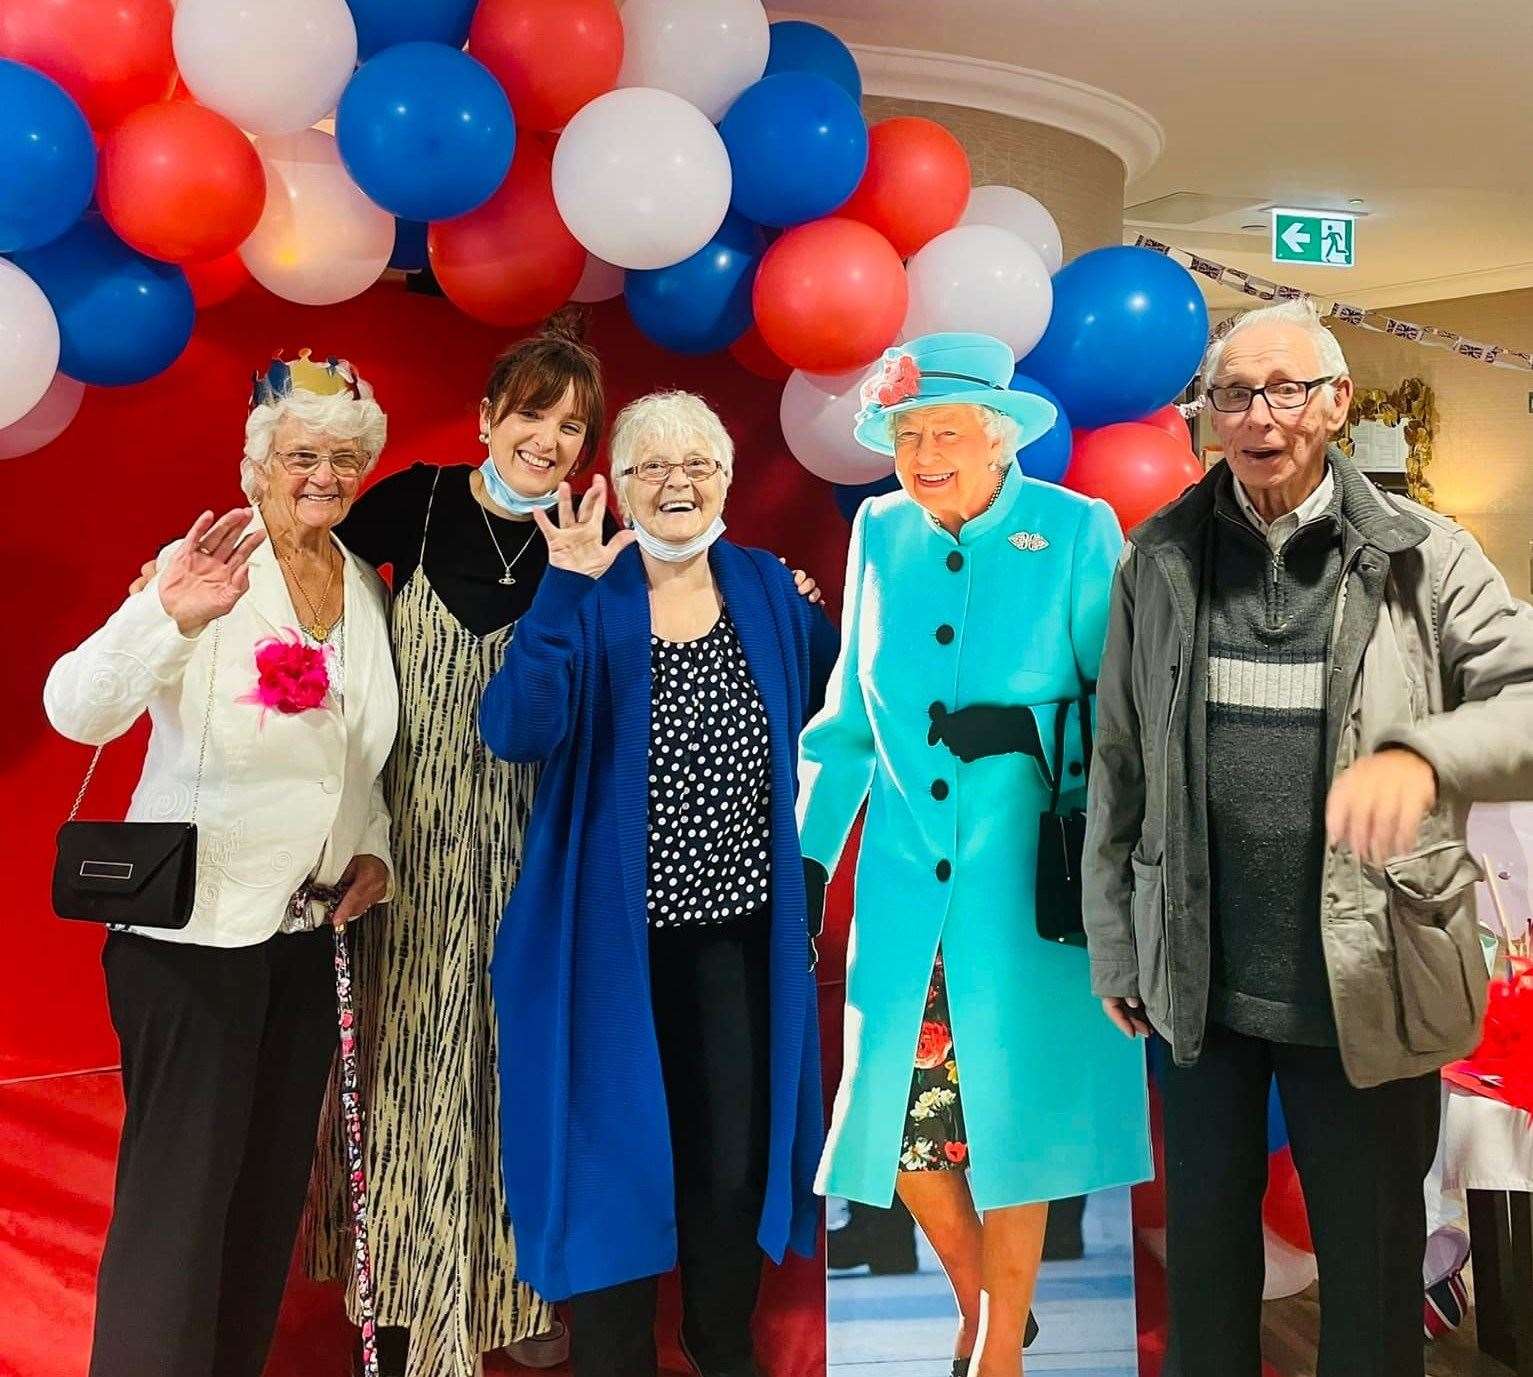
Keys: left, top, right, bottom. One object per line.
{"left": 0, "top": 0, "right": 1211, "bottom": 529}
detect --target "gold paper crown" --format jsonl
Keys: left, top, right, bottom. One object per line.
{"left": 249, "top": 349, "right": 370, "bottom": 410}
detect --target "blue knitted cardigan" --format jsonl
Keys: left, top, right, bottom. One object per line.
{"left": 480, "top": 540, "right": 838, "bottom": 1300}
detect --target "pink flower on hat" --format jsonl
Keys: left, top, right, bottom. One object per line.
{"left": 862, "top": 351, "right": 921, "bottom": 409}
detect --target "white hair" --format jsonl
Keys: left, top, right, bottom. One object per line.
{"left": 1200, "top": 299, "right": 1350, "bottom": 401}
{"left": 886, "top": 401, "right": 1023, "bottom": 456}
{"left": 608, "top": 390, "right": 735, "bottom": 521}
{"left": 241, "top": 389, "right": 388, "bottom": 502}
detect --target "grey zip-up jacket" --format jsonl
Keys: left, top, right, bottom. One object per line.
{"left": 1083, "top": 450, "right": 1533, "bottom": 1087}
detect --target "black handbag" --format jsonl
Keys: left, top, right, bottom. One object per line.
{"left": 51, "top": 623, "right": 219, "bottom": 929}
{"left": 1035, "top": 693, "right": 1093, "bottom": 947}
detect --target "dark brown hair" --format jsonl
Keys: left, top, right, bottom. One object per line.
{"left": 482, "top": 307, "right": 605, "bottom": 472}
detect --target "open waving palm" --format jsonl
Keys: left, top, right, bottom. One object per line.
{"left": 157, "top": 508, "right": 266, "bottom": 635}
{"left": 532, "top": 476, "right": 635, "bottom": 578}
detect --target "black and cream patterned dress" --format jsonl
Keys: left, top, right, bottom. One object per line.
{"left": 305, "top": 468, "right": 553, "bottom": 1377}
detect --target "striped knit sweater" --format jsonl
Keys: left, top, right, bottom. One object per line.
{"left": 1205, "top": 479, "right": 1344, "bottom": 1044}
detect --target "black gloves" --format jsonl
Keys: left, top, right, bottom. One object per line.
{"left": 803, "top": 857, "right": 828, "bottom": 972}
{"left": 928, "top": 701, "right": 1049, "bottom": 768}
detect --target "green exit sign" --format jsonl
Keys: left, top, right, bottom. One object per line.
{"left": 1272, "top": 209, "right": 1356, "bottom": 267}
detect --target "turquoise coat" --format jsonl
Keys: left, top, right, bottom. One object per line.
{"left": 798, "top": 464, "right": 1152, "bottom": 1211}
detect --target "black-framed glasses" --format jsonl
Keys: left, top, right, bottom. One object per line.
{"left": 1206, "top": 376, "right": 1335, "bottom": 414}
{"left": 621, "top": 456, "right": 721, "bottom": 484}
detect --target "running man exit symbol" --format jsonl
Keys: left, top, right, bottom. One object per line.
{"left": 1273, "top": 211, "right": 1355, "bottom": 268}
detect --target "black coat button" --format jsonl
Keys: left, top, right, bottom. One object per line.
{"left": 1069, "top": 761, "right": 1083, "bottom": 777}
{"left": 931, "top": 779, "right": 949, "bottom": 800}
{"left": 935, "top": 859, "right": 952, "bottom": 882}
{"left": 935, "top": 624, "right": 954, "bottom": 645}
{"left": 946, "top": 551, "right": 964, "bottom": 571}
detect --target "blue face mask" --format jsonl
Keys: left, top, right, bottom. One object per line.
{"left": 479, "top": 451, "right": 559, "bottom": 515}
{"left": 629, "top": 515, "right": 727, "bottom": 563}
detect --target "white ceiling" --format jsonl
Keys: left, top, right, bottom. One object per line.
{"left": 776, "top": 0, "right": 1533, "bottom": 310}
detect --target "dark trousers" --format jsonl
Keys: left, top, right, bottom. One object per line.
{"left": 568, "top": 913, "right": 772, "bottom": 1377}
{"left": 1159, "top": 1022, "right": 1440, "bottom": 1377}
{"left": 89, "top": 927, "right": 336, "bottom": 1377}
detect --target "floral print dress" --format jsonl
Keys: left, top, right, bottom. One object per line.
{"left": 899, "top": 948, "right": 969, "bottom": 1172}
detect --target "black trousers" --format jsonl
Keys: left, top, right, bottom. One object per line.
{"left": 568, "top": 913, "right": 772, "bottom": 1377}
{"left": 1159, "top": 1022, "right": 1440, "bottom": 1377}
{"left": 89, "top": 927, "right": 336, "bottom": 1377}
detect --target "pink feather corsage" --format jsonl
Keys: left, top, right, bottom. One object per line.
{"left": 240, "top": 630, "right": 333, "bottom": 719}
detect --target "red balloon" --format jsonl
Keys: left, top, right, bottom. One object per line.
{"left": 429, "top": 143, "right": 587, "bottom": 327}
{"left": 837, "top": 116, "right": 971, "bottom": 259}
{"left": 1065, "top": 422, "right": 1205, "bottom": 533}
{"left": 470, "top": 0, "right": 623, "bottom": 133}
{"left": 729, "top": 325, "right": 792, "bottom": 382}
{"left": 1137, "top": 402, "right": 1193, "bottom": 451}
{"left": 753, "top": 217, "right": 907, "bottom": 374}
{"left": 0, "top": 0, "right": 176, "bottom": 130}
{"left": 1262, "top": 1147, "right": 1314, "bottom": 1253}
{"left": 98, "top": 103, "right": 265, "bottom": 263}
{"left": 184, "top": 251, "right": 251, "bottom": 309}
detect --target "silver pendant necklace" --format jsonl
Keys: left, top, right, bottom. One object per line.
{"left": 478, "top": 500, "right": 538, "bottom": 586}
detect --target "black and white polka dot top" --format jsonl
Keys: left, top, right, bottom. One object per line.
{"left": 645, "top": 608, "right": 772, "bottom": 929}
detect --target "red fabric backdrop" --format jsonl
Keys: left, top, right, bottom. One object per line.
{"left": 0, "top": 280, "right": 856, "bottom": 1377}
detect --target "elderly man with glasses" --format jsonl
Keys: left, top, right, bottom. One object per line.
{"left": 1082, "top": 299, "right": 1533, "bottom": 1376}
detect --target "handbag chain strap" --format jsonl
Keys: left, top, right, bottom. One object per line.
{"left": 66, "top": 620, "right": 221, "bottom": 825}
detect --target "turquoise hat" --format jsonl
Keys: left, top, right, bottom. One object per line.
{"left": 852, "top": 331, "right": 1058, "bottom": 457}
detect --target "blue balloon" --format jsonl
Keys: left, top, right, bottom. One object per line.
{"left": 719, "top": 72, "right": 867, "bottom": 229}
{"left": 1008, "top": 372, "right": 1073, "bottom": 484}
{"left": 764, "top": 20, "right": 862, "bottom": 101}
{"left": 12, "top": 214, "right": 194, "bottom": 386}
{"left": 1266, "top": 1079, "right": 1288, "bottom": 1153}
{"left": 833, "top": 472, "right": 901, "bottom": 523}
{"left": 337, "top": 43, "right": 515, "bottom": 222}
{"left": 1019, "top": 246, "right": 1210, "bottom": 431}
{"left": 625, "top": 212, "right": 767, "bottom": 356}
{"left": 0, "top": 61, "right": 96, "bottom": 254}
{"left": 346, "top": 0, "right": 479, "bottom": 60}
{"left": 390, "top": 218, "right": 429, "bottom": 272}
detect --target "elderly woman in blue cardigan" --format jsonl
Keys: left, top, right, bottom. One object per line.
{"left": 798, "top": 333, "right": 1152, "bottom": 1377}
{"left": 480, "top": 390, "right": 836, "bottom": 1377}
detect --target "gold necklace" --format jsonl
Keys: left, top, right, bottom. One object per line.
{"left": 276, "top": 543, "right": 339, "bottom": 641}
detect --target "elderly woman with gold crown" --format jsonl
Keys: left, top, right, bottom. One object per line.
{"left": 42, "top": 351, "right": 399, "bottom": 1377}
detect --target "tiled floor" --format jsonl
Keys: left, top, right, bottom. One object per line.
{"left": 827, "top": 1188, "right": 1138, "bottom": 1377}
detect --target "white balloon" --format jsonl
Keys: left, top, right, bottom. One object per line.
{"left": 570, "top": 254, "right": 625, "bottom": 303}
{"left": 617, "top": 0, "right": 769, "bottom": 123}
{"left": 0, "top": 261, "right": 61, "bottom": 431}
{"left": 1262, "top": 1228, "right": 1319, "bottom": 1300}
{"left": 779, "top": 368, "right": 895, "bottom": 486}
{"left": 174, "top": 0, "right": 357, "bottom": 137}
{"left": 553, "top": 88, "right": 731, "bottom": 271}
{"left": 901, "top": 225, "right": 1054, "bottom": 358}
{"left": 0, "top": 370, "right": 84, "bottom": 459}
{"left": 240, "top": 130, "right": 394, "bottom": 307}
{"left": 961, "top": 184, "right": 1064, "bottom": 274}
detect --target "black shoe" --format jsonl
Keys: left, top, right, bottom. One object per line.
{"left": 827, "top": 1199, "right": 919, "bottom": 1274}
{"left": 947, "top": 1313, "right": 1038, "bottom": 1375}
{"left": 1041, "top": 1194, "right": 1086, "bottom": 1262}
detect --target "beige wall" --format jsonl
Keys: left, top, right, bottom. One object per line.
{"left": 1328, "top": 289, "right": 1533, "bottom": 597}
{"left": 861, "top": 96, "right": 1126, "bottom": 260}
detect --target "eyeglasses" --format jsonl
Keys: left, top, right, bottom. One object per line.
{"left": 276, "top": 449, "right": 365, "bottom": 478}
{"left": 621, "top": 456, "right": 721, "bottom": 484}
{"left": 1206, "top": 377, "right": 1336, "bottom": 414}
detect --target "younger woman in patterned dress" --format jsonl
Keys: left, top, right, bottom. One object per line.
{"left": 304, "top": 312, "right": 618, "bottom": 1377}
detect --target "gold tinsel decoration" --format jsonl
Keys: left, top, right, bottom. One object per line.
{"left": 1336, "top": 376, "right": 1437, "bottom": 509}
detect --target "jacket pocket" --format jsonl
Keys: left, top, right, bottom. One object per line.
{"left": 1383, "top": 841, "right": 1484, "bottom": 1054}
{"left": 1130, "top": 854, "right": 1169, "bottom": 1023}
